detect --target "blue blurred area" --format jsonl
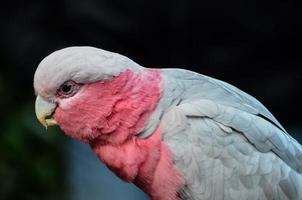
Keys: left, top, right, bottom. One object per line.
{"left": 67, "top": 141, "right": 148, "bottom": 200}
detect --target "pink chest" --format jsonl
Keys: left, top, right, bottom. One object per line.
{"left": 91, "top": 129, "right": 184, "bottom": 200}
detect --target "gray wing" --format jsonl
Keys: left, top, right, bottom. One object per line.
{"left": 162, "top": 68, "right": 286, "bottom": 132}
{"left": 161, "top": 68, "right": 302, "bottom": 171}
{"left": 161, "top": 106, "right": 302, "bottom": 200}
{"left": 158, "top": 69, "right": 302, "bottom": 200}
{"left": 178, "top": 99, "right": 302, "bottom": 173}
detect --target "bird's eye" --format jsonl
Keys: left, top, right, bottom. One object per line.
{"left": 57, "top": 81, "right": 80, "bottom": 98}
{"left": 61, "top": 83, "right": 72, "bottom": 94}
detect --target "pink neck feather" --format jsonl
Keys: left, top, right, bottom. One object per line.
{"left": 91, "top": 128, "right": 184, "bottom": 200}
{"left": 55, "top": 69, "right": 161, "bottom": 144}
{"left": 54, "top": 69, "right": 184, "bottom": 199}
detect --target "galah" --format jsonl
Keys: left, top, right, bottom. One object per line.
{"left": 34, "top": 46, "right": 302, "bottom": 200}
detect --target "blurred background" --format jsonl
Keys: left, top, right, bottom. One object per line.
{"left": 0, "top": 0, "right": 301, "bottom": 199}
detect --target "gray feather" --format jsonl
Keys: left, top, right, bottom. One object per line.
{"left": 158, "top": 68, "right": 302, "bottom": 200}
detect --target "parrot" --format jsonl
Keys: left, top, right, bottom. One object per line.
{"left": 34, "top": 46, "right": 302, "bottom": 200}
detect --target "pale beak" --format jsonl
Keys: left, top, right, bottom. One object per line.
{"left": 35, "top": 95, "right": 58, "bottom": 128}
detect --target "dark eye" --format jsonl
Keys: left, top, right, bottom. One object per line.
{"left": 61, "top": 83, "right": 72, "bottom": 94}
{"left": 57, "top": 81, "right": 80, "bottom": 98}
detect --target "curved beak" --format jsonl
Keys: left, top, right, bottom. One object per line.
{"left": 35, "top": 95, "right": 58, "bottom": 128}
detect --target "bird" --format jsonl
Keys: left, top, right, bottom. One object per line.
{"left": 34, "top": 46, "right": 302, "bottom": 200}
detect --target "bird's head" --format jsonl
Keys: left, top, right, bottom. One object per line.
{"left": 34, "top": 46, "right": 161, "bottom": 144}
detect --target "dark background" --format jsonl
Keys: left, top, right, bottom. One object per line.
{"left": 1, "top": 0, "right": 301, "bottom": 200}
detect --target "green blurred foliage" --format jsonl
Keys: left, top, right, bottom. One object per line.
{"left": 0, "top": 98, "right": 69, "bottom": 200}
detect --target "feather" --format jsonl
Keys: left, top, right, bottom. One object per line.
{"left": 160, "top": 69, "right": 302, "bottom": 200}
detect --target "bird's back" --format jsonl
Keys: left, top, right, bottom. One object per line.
{"left": 158, "top": 68, "right": 302, "bottom": 200}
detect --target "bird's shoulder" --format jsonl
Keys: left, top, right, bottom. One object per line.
{"left": 158, "top": 68, "right": 302, "bottom": 199}
{"left": 161, "top": 68, "right": 284, "bottom": 131}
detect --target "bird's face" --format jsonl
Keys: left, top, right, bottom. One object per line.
{"left": 34, "top": 46, "right": 161, "bottom": 144}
